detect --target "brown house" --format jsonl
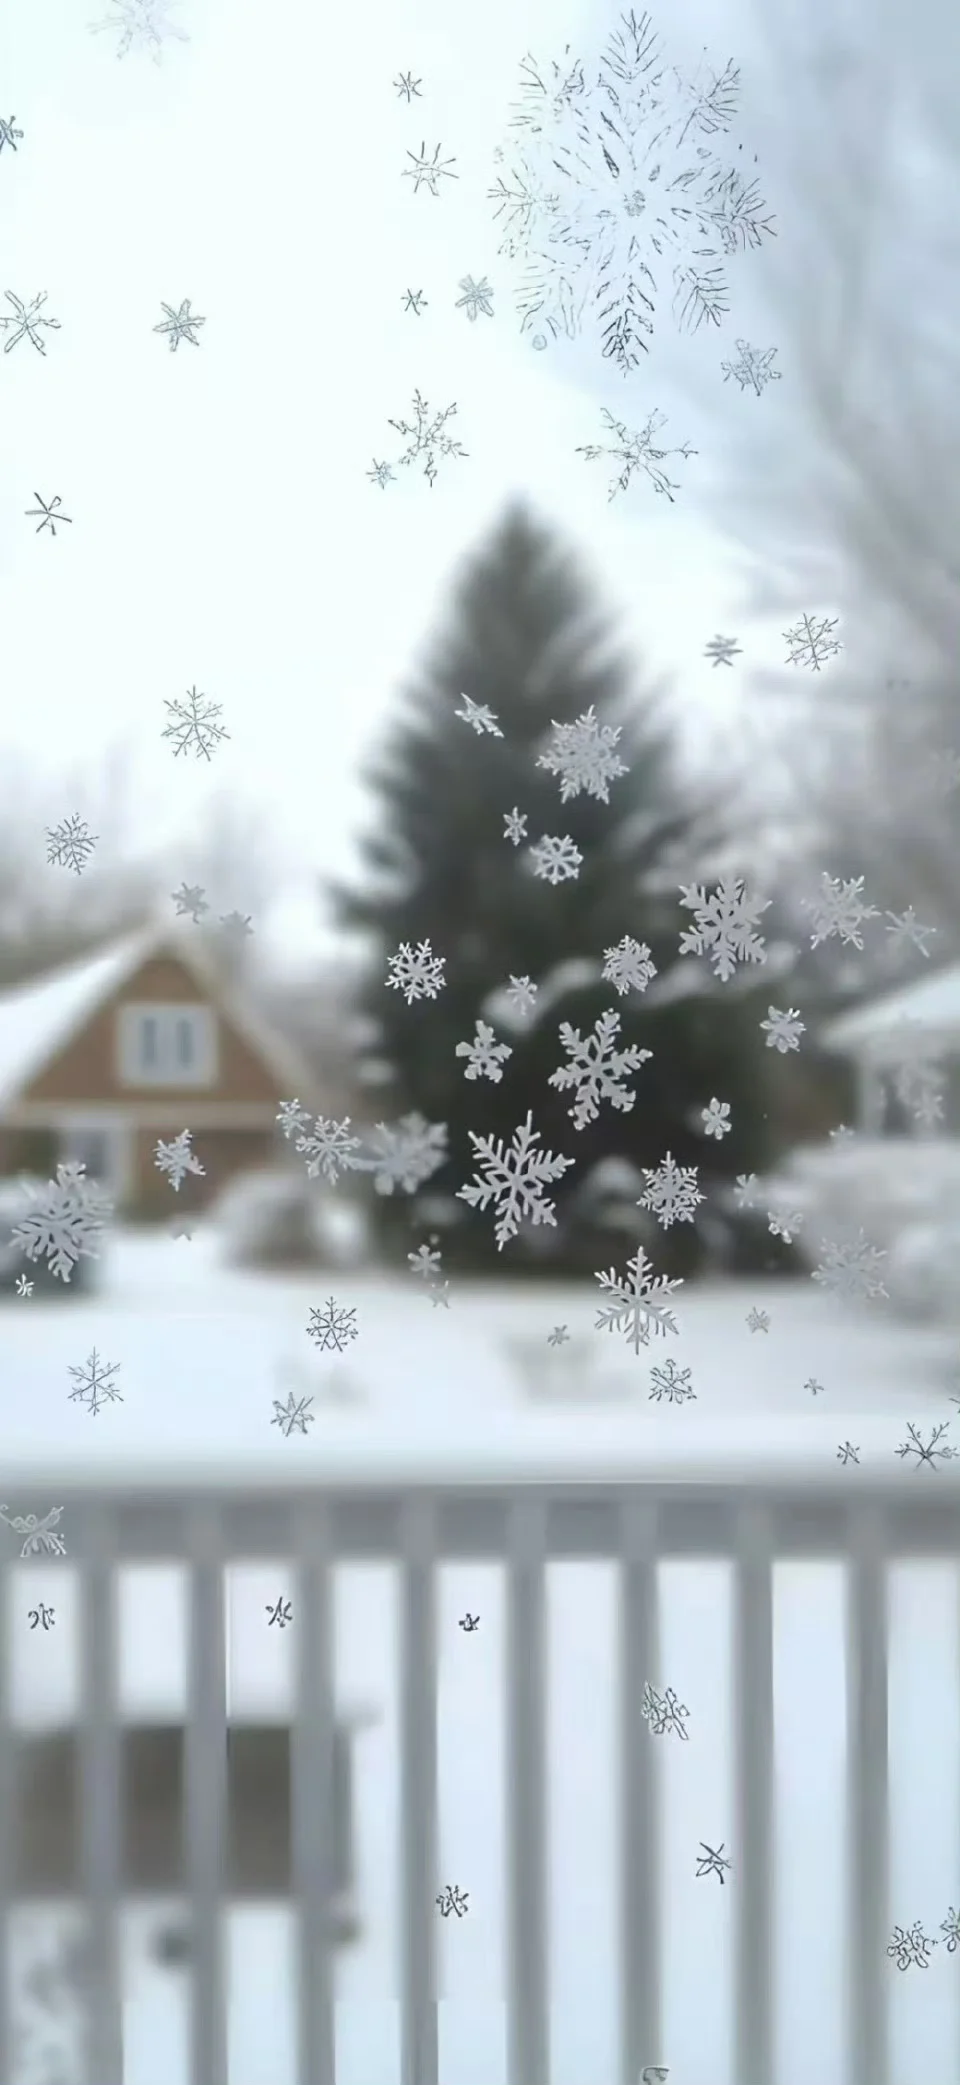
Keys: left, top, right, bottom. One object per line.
{"left": 0, "top": 921, "right": 322, "bottom": 1219}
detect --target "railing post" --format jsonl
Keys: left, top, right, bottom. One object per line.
{"left": 505, "top": 1493, "right": 549, "bottom": 2085}
{"left": 77, "top": 1498, "right": 124, "bottom": 2083}
{"left": 846, "top": 1500, "right": 889, "bottom": 2085}
{"left": 619, "top": 1495, "right": 662, "bottom": 2085}
{"left": 398, "top": 1493, "right": 439, "bottom": 2085}
{"left": 184, "top": 1500, "right": 229, "bottom": 2085}
{"left": 0, "top": 1527, "right": 12, "bottom": 2081}
{"left": 292, "top": 1496, "right": 336, "bottom": 2085}
{"left": 733, "top": 1500, "right": 775, "bottom": 2085}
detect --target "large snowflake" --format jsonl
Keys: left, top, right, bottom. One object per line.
{"left": 812, "top": 1230, "right": 888, "bottom": 1303}
{"left": 457, "top": 1110, "right": 575, "bottom": 1250}
{"left": 489, "top": 9, "right": 775, "bottom": 373}
{"left": 548, "top": 1008, "right": 651, "bottom": 1129}
{"left": 90, "top": 0, "right": 188, "bottom": 59}
{"left": 9, "top": 1163, "right": 112, "bottom": 1283}
{"left": 638, "top": 1151, "right": 703, "bottom": 1227}
{"left": 678, "top": 876, "right": 770, "bottom": 980}
{"left": 356, "top": 1114, "right": 448, "bottom": 1196}
{"left": 536, "top": 705, "right": 628, "bottom": 803}
{"left": 594, "top": 1245, "right": 682, "bottom": 1352}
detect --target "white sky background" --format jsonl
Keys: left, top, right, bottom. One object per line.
{"left": 2, "top": 0, "right": 820, "bottom": 967}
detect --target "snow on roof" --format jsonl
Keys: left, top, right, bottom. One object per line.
{"left": 821, "top": 961, "right": 960, "bottom": 1060}
{"left": 0, "top": 928, "right": 158, "bottom": 1111}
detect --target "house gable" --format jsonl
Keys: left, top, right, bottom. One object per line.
{"left": 19, "top": 949, "right": 291, "bottom": 1109}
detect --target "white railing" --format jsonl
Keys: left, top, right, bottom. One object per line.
{"left": 0, "top": 1471, "right": 955, "bottom": 2085}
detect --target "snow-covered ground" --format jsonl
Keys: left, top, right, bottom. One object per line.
{"left": 6, "top": 1228, "right": 960, "bottom": 2085}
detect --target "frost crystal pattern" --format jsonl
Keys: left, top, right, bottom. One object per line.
{"left": 45, "top": 814, "right": 98, "bottom": 874}
{"left": 528, "top": 834, "right": 583, "bottom": 883}
{"left": 457, "top": 1110, "right": 575, "bottom": 1250}
{"left": 577, "top": 406, "right": 696, "bottom": 502}
{"left": 68, "top": 1348, "right": 122, "bottom": 1414}
{"left": 490, "top": 9, "right": 774, "bottom": 373}
{"left": 277, "top": 1102, "right": 365, "bottom": 1185}
{"left": 594, "top": 1246, "right": 682, "bottom": 1352}
{"left": 91, "top": 0, "right": 188, "bottom": 59}
{"left": 602, "top": 936, "right": 657, "bottom": 996}
{"left": 548, "top": 1008, "right": 651, "bottom": 1129}
{"left": 720, "top": 338, "right": 780, "bottom": 395}
{"left": 783, "top": 612, "right": 842, "bottom": 672}
{"left": 358, "top": 1114, "right": 448, "bottom": 1196}
{"left": 802, "top": 873, "right": 878, "bottom": 950}
{"left": 386, "top": 939, "right": 447, "bottom": 1003}
{"left": 456, "top": 1020, "right": 513, "bottom": 1083}
{"left": 385, "top": 390, "right": 468, "bottom": 486}
{"left": 812, "top": 1231, "right": 888, "bottom": 1302}
{"left": 536, "top": 706, "right": 628, "bottom": 804}
{"left": 162, "top": 687, "right": 229, "bottom": 760}
{"left": 154, "top": 1129, "right": 205, "bottom": 1191}
{"left": 678, "top": 876, "right": 770, "bottom": 980}
{"left": 9, "top": 1163, "right": 112, "bottom": 1283}
{"left": 638, "top": 1152, "right": 703, "bottom": 1227}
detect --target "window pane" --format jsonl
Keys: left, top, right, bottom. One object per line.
{"left": 176, "top": 1018, "right": 194, "bottom": 1066}
{"left": 140, "top": 1017, "right": 158, "bottom": 1068}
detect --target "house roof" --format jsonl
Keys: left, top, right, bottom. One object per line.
{"left": 821, "top": 959, "right": 960, "bottom": 1061}
{"left": 0, "top": 921, "right": 321, "bottom": 1112}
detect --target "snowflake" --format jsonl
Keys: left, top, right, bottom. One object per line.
{"left": 394, "top": 70, "right": 422, "bottom": 100}
{"left": 549, "top": 1008, "right": 651, "bottom": 1130}
{"left": 895, "top": 1421, "right": 956, "bottom": 1470}
{"left": 805, "top": 1377, "right": 824, "bottom": 1396}
{"left": 15, "top": 1274, "right": 33, "bottom": 1297}
{"left": 154, "top": 1129, "right": 205, "bottom": 1192}
{"left": 704, "top": 633, "right": 742, "bottom": 667}
{"left": 594, "top": 1246, "right": 682, "bottom": 1353}
{"left": 802, "top": 873, "right": 878, "bottom": 950}
{"left": 218, "top": 911, "right": 253, "bottom": 947}
{"left": 402, "top": 142, "right": 458, "bottom": 195}
{"left": 408, "top": 1241, "right": 443, "bottom": 1283}
{"left": 648, "top": 1357, "right": 696, "bottom": 1403}
{"left": 837, "top": 1441, "right": 860, "bottom": 1466}
{"left": 9, "top": 1162, "right": 112, "bottom": 1283}
{"left": 700, "top": 1098, "right": 731, "bottom": 1140}
{"left": 602, "top": 935, "right": 657, "bottom": 997}
{"left": 90, "top": 0, "right": 187, "bottom": 59}
{"left": 26, "top": 493, "right": 72, "bottom": 536}
{"left": 307, "top": 1298, "right": 359, "bottom": 1353}
{"left": 456, "top": 1019, "right": 513, "bottom": 1083}
{"left": 386, "top": 938, "right": 447, "bottom": 1004}
{"left": 171, "top": 881, "right": 208, "bottom": 922}
{"left": 504, "top": 808, "right": 528, "bottom": 845}
{"left": 783, "top": 612, "right": 842, "bottom": 672}
{"left": 528, "top": 834, "right": 583, "bottom": 884}
{"left": 639, "top": 1152, "right": 703, "bottom": 1228}
{"left": 812, "top": 1230, "right": 888, "bottom": 1302}
{"left": 884, "top": 907, "right": 936, "bottom": 958}
{"left": 403, "top": 288, "right": 427, "bottom": 314}
{"left": 0, "top": 1504, "right": 66, "bottom": 1559}
{"left": 696, "top": 1842, "right": 733, "bottom": 1884}
{"left": 45, "top": 814, "right": 98, "bottom": 873}
{"left": 357, "top": 1113, "right": 448, "bottom": 1196}
{"left": 457, "top": 1110, "right": 575, "bottom": 1250}
{"left": 490, "top": 11, "right": 774, "bottom": 374}
{"left": 678, "top": 876, "right": 770, "bottom": 980}
{"left": 887, "top": 1922, "right": 937, "bottom": 1972}
{"left": 0, "top": 116, "right": 24, "bottom": 153}
{"left": 456, "top": 692, "right": 502, "bottom": 736}
{"left": 760, "top": 1006, "right": 805, "bottom": 1054}
{"left": 161, "top": 687, "right": 229, "bottom": 760}
{"left": 940, "top": 1907, "right": 960, "bottom": 1953}
{"left": 720, "top": 338, "right": 781, "bottom": 396}
{"left": 641, "top": 1681, "right": 691, "bottom": 1736}
{"left": 456, "top": 275, "right": 495, "bottom": 319}
{"left": 746, "top": 1306, "right": 770, "bottom": 1333}
{"left": 893, "top": 1051, "right": 944, "bottom": 1132}
{"left": 279, "top": 1105, "right": 365, "bottom": 1185}
{"left": 577, "top": 405, "right": 696, "bottom": 502}
{"left": 547, "top": 1323, "right": 570, "bottom": 1346}
{"left": 271, "top": 1391, "right": 315, "bottom": 1437}
{"left": 733, "top": 1172, "right": 759, "bottom": 1209}
{"left": 68, "top": 1348, "right": 122, "bottom": 1415}
{"left": 0, "top": 290, "right": 60, "bottom": 355}
{"left": 504, "top": 974, "right": 538, "bottom": 1019}
{"left": 829, "top": 1124, "right": 856, "bottom": 1148}
{"left": 385, "top": 389, "right": 468, "bottom": 486}
{"left": 536, "top": 705, "right": 628, "bottom": 804}
{"left": 153, "top": 298, "right": 205, "bottom": 349}
{"left": 368, "top": 460, "right": 394, "bottom": 488}
{"left": 766, "top": 1207, "right": 804, "bottom": 1244}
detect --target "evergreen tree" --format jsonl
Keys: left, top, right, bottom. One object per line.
{"left": 329, "top": 502, "right": 795, "bottom": 1276}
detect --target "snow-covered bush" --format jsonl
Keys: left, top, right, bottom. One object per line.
{"left": 885, "top": 1220, "right": 960, "bottom": 1325}
{"left": 755, "top": 1136, "right": 960, "bottom": 1270}
{"left": 213, "top": 1168, "right": 369, "bottom": 1271}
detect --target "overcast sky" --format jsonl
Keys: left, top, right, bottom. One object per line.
{"left": 2, "top": 0, "right": 822, "bottom": 966}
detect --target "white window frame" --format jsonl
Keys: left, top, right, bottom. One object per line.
{"left": 117, "top": 1003, "right": 218, "bottom": 1089}
{"left": 58, "top": 1115, "right": 133, "bottom": 1199}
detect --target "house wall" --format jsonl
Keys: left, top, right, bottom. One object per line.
{"left": 22, "top": 953, "right": 282, "bottom": 1108}
{"left": 128, "top": 1124, "right": 279, "bottom": 1218}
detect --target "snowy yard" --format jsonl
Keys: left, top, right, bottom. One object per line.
{"left": 6, "top": 1228, "right": 960, "bottom": 2085}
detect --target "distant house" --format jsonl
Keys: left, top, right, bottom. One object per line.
{"left": 0, "top": 921, "right": 323, "bottom": 1217}
{"left": 820, "top": 959, "right": 960, "bottom": 1135}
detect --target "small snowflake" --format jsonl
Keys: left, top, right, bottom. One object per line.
{"left": 678, "top": 877, "right": 770, "bottom": 981}
{"left": 306, "top": 1298, "right": 359, "bottom": 1353}
{"left": 358, "top": 1114, "right": 448, "bottom": 1196}
{"left": 394, "top": 71, "right": 422, "bottom": 100}
{"left": 939, "top": 1907, "right": 960, "bottom": 1953}
{"left": 895, "top": 1421, "right": 956, "bottom": 1470}
{"left": 14, "top": 1275, "right": 33, "bottom": 1297}
{"left": 602, "top": 936, "right": 657, "bottom": 997}
{"left": 402, "top": 288, "right": 427, "bottom": 314}
{"left": 837, "top": 1441, "right": 860, "bottom": 1466}
{"left": 760, "top": 1006, "right": 805, "bottom": 1054}
{"left": 648, "top": 1357, "right": 696, "bottom": 1404}
{"left": 549, "top": 1008, "right": 651, "bottom": 1130}
{"left": 641, "top": 1682, "right": 691, "bottom": 1736}
{"left": 46, "top": 814, "right": 98, "bottom": 873}
{"left": 812, "top": 1231, "right": 888, "bottom": 1302}
{"left": 407, "top": 1241, "right": 444, "bottom": 1284}
{"left": 68, "top": 1348, "right": 122, "bottom": 1414}
{"left": 0, "top": 290, "right": 60, "bottom": 355}
{"left": 503, "top": 808, "right": 528, "bottom": 846}
{"left": 696, "top": 1842, "right": 732, "bottom": 1884}
{"left": 704, "top": 633, "right": 742, "bottom": 667}
{"left": 171, "top": 881, "right": 208, "bottom": 922}
{"left": 0, "top": 116, "right": 24, "bottom": 152}
{"left": 504, "top": 975, "right": 538, "bottom": 1020}
{"left": 456, "top": 1020, "right": 513, "bottom": 1083}
{"left": 733, "top": 1172, "right": 759, "bottom": 1210}
{"left": 746, "top": 1306, "right": 770, "bottom": 1333}
{"left": 161, "top": 687, "right": 229, "bottom": 760}
{"left": 91, "top": 0, "right": 187, "bottom": 60}
{"left": 154, "top": 297, "right": 205, "bottom": 349}
{"left": 536, "top": 706, "right": 628, "bottom": 805}
{"left": 805, "top": 1377, "right": 824, "bottom": 1396}
{"left": 218, "top": 910, "right": 253, "bottom": 948}
{"left": 767, "top": 1208, "right": 804, "bottom": 1244}
{"left": 367, "top": 459, "right": 395, "bottom": 488}
{"left": 271, "top": 1392, "right": 315, "bottom": 1438}
{"left": 803, "top": 873, "right": 879, "bottom": 950}
{"left": 783, "top": 612, "right": 842, "bottom": 672}
{"left": 385, "top": 390, "right": 467, "bottom": 486}
{"left": 700, "top": 1097, "right": 731, "bottom": 1140}
{"left": 456, "top": 692, "right": 502, "bottom": 736}
{"left": 457, "top": 1110, "right": 574, "bottom": 1250}
{"left": 455, "top": 274, "right": 494, "bottom": 319}
{"left": 10, "top": 1162, "right": 112, "bottom": 1283}
{"left": 26, "top": 493, "right": 72, "bottom": 537}
{"left": 386, "top": 939, "right": 446, "bottom": 1004}
{"left": 403, "top": 142, "right": 458, "bottom": 196}
{"left": 638, "top": 1152, "right": 703, "bottom": 1229}
{"left": 594, "top": 1247, "right": 682, "bottom": 1354}
{"left": 547, "top": 1324, "right": 570, "bottom": 1347}
{"left": 829, "top": 1124, "right": 856, "bottom": 1148}
{"left": 887, "top": 1922, "right": 937, "bottom": 1971}
{"left": 154, "top": 1129, "right": 205, "bottom": 1192}
{"left": 884, "top": 907, "right": 936, "bottom": 958}
{"left": 528, "top": 834, "right": 583, "bottom": 884}
{"left": 577, "top": 406, "right": 696, "bottom": 503}
{"left": 720, "top": 339, "right": 781, "bottom": 396}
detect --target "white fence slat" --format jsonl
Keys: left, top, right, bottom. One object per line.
{"left": 292, "top": 1499, "right": 336, "bottom": 2085}
{"left": 505, "top": 1494, "right": 549, "bottom": 2085}
{"left": 846, "top": 1502, "right": 889, "bottom": 2085}
{"left": 733, "top": 1502, "right": 775, "bottom": 2085}
{"left": 398, "top": 1494, "right": 439, "bottom": 2085}
{"left": 0, "top": 1540, "right": 12, "bottom": 2081}
{"left": 184, "top": 1503, "right": 229, "bottom": 2085}
{"left": 619, "top": 1497, "right": 662, "bottom": 2085}
{"left": 77, "top": 1502, "right": 124, "bottom": 2084}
